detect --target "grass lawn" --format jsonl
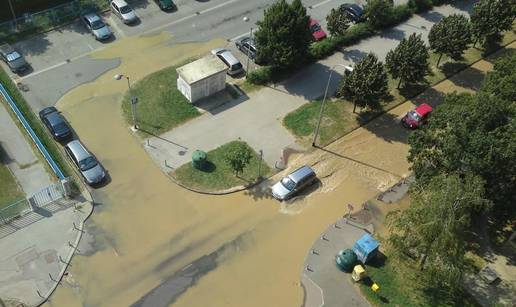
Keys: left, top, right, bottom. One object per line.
{"left": 0, "top": 163, "right": 25, "bottom": 217}
{"left": 359, "top": 250, "right": 478, "bottom": 307}
{"left": 171, "top": 141, "right": 271, "bottom": 192}
{"left": 284, "top": 29, "right": 516, "bottom": 146}
{"left": 121, "top": 64, "right": 201, "bottom": 136}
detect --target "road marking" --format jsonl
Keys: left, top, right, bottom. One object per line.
{"left": 19, "top": 0, "right": 335, "bottom": 79}
{"left": 142, "top": 0, "right": 241, "bottom": 36}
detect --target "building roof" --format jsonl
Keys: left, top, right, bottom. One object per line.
{"left": 176, "top": 55, "right": 228, "bottom": 84}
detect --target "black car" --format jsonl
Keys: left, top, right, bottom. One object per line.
{"left": 39, "top": 107, "right": 72, "bottom": 142}
{"left": 339, "top": 3, "right": 365, "bottom": 23}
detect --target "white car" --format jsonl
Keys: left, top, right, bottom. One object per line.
{"left": 110, "top": 0, "right": 138, "bottom": 24}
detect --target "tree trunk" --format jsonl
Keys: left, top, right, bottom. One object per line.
{"left": 353, "top": 102, "right": 357, "bottom": 113}
{"left": 437, "top": 53, "right": 443, "bottom": 67}
{"left": 397, "top": 78, "right": 402, "bottom": 89}
{"left": 473, "top": 38, "right": 478, "bottom": 48}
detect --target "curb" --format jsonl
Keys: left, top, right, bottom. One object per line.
{"left": 35, "top": 187, "right": 95, "bottom": 306}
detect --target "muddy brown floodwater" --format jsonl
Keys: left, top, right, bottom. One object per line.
{"left": 46, "top": 33, "right": 410, "bottom": 307}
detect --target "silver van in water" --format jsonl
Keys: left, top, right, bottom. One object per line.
{"left": 65, "top": 140, "right": 106, "bottom": 186}
{"left": 271, "top": 166, "right": 316, "bottom": 200}
{"left": 211, "top": 48, "right": 244, "bottom": 76}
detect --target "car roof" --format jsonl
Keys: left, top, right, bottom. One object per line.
{"left": 342, "top": 3, "right": 364, "bottom": 14}
{"left": 288, "top": 166, "right": 315, "bottom": 183}
{"left": 112, "top": 0, "right": 129, "bottom": 7}
{"left": 46, "top": 112, "right": 65, "bottom": 126}
{"left": 84, "top": 13, "right": 101, "bottom": 22}
{"left": 218, "top": 50, "right": 240, "bottom": 65}
{"left": 415, "top": 103, "right": 433, "bottom": 116}
{"left": 66, "top": 140, "right": 91, "bottom": 161}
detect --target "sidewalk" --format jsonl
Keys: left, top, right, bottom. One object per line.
{"left": 0, "top": 196, "right": 93, "bottom": 306}
{"left": 144, "top": 0, "right": 476, "bottom": 173}
{"left": 0, "top": 102, "right": 53, "bottom": 196}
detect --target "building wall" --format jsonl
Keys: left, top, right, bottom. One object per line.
{"left": 178, "top": 71, "right": 226, "bottom": 103}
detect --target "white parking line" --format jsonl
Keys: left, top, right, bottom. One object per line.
{"left": 20, "top": 0, "right": 336, "bottom": 80}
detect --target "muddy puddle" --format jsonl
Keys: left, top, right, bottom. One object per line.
{"left": 46, "top": 32, "right": 412, "bottom": 307}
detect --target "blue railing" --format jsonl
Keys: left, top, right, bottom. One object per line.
{"left": 0, "top": 83, "right": 65, "bottom": 180}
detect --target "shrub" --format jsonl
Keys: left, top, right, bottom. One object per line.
{"left": 386, "top": 4, "right": 415, "bottom": 27}
{"left": 365, "top": 0, "right": 394, "bottom": 29}
{"left": 408, "top": 0, "right": 433, "bottom": 13}
{"left": 247, "top": 67, "right": 275, "bottom": 85}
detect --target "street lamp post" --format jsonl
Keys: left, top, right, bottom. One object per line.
{"left": 243, "top": 16, "right": 253, "bottom": 78}
{"left": 114, "top": 74, "right": 138, "bottom": 131}
{"left": 7, "top": 0, "right": 17, "bottom": 29}
{"left": 312, "top": 64, "right": 349, "bottom": 147}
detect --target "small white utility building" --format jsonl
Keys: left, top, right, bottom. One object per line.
{"left": 176, "top": 55, "right": 228, "bottom": 103}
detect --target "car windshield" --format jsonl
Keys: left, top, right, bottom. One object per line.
{"left": 120, "top": 5, "right": 132, "bottom": 14}
{"left": 408, "top": 110, "right": 421, "bottom": 121}
{"left": 232, "top": 63, "right": 242, "bottom": 70}
{"left": 91, "top": 20, "right": 105, "bottom": 30}
{"left": 310, "top": 24, "right": 321, "bottom": 32}
{"left": 79, "top": 156, "right": 98, "bottom": 171}
{"left": 281, "top": 177, "right": 296, "bottom": 191}
{"left": 7, "top": 51, "right": 21, "bottom": 61}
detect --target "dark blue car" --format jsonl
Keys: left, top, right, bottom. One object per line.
{"left": 39, "top": 107, "right": 72, "bottom": 142}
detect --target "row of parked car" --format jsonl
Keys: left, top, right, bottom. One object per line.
{"left": 38, "top": 107, "right": 107, "bottom": 187}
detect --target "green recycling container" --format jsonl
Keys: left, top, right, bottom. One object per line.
{"left": 336, "top": 248, "right": 357, "bottom": 272}
{"left": 192, "top": 150, "right": 207, "bottom": 170}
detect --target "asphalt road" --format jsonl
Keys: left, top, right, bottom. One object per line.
{"left": 4, "top": 0, "right": 347, "bottom": 112}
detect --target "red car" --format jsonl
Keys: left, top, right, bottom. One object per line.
{"left": 401, "top": 103, "right": 433, "bottom": 128}
{"left": 309, "top": 18, "right": 327, "bottom": 41}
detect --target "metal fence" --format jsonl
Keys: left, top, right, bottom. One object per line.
{"left": 0, "top": 182, "right": 66, "bottom": 225}
{"left": 0, "top": 0, "right": 107, "bottom": 40}
{"left": 0, "top": 198, "right": 31, "bottom": 224}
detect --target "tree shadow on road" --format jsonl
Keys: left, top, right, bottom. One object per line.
{"left": 445, "top": 65, "right": 486, "bottom": 92}
{"left": 379, "top": 28, "right": 406, "bottom": 42}
{"left": 419, "top": 10, "right": 444, "bottom": 23}
{"left": 358, "top": 111, "right": 410, "bottom": 144}
{"left": 342, "top": 49, "right": 369, "bottom": 64}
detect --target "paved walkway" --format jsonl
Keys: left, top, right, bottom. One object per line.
{"left": 0, "top": 195, "right": 93, "bottom": 306}
{"left": 302, "top": 218, "right": 373, "bottom": 307}
{"left": 145, "top": 87, "right": 306, "bottom": 170}
{"left": 0, "top": 102, "right": 53, "bottom": 196}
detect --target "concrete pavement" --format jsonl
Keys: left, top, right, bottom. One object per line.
{"left": 145, "top": 86, "right": 306, "bottom": 170}
{"left": 0, "top": 101, "right": 53, "bottom": 196}
{"left": 302, "top": 217, "right": 372, "bottom": 307}
{"left": 0, "top": 197, "right": 93, "bottom": 306}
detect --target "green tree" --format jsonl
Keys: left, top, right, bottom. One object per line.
{"left": 254, "top": 0, "right": 312, "bottom": 69}
{"left": 326, "top": 8, "right": 351, "bottom": 36}
{"left": 471, "top": 0, "right": 516, "bottom": 47}
{"left": 337, "top": 53, "right": 389, "bottom": 113}
{"left": 388, "top": 174, "right": 491, "bottom": 293}
{"left": 428, "top": 14, "right": 472, "bottom": 66}
{"left": 224, "top": 142, "right": 253, "bottom": 175}
{"left": 386, "top": 33, "right": 430, "bottom": 88}
{"left": 408, "top": 92, "right": 516, "bottom": 208}
{"left": 480, "top": 51, "right": 516, "bottom": 102}
{"left": 364, "top": 0, "right": 394, "bottom": 29}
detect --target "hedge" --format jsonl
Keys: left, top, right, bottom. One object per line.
{"left": 0, "top": 69, "right": 70, "bottom": 179}
{"left": 248, "top": 0, "right": 450, "bottom": 85}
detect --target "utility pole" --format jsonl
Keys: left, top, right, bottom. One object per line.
{"left": 7, "top": 0, "right": 17, "bottom": 29}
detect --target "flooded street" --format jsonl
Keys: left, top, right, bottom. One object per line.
{"left": 46, "top": 33, "right": 411, "bottom": 307}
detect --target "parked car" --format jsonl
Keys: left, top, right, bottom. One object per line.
{"left": 235, "top": 36, "right": 259, "bottom": 62}
{"left": 64, "top": 140, "right": 106, "bottom": 186}
{"left": 211, "top": 48, "right": 244, "bottom": 76}
{"left": 110, "top": 0, "right": 138, "bottom": 24}
{"left": 339, "top": 3, "right": 365, "bottom": 23}
{"left": 154, "top": 0, "right": 176, "bottom": 11}
{"left": 309, "top": 18, "right": 327, "bottom": 41}
{"left": 81, "top": 13, "right": 112, "bottom": 40}
{"left": 271, "top": 166, "right": 316, "bottom": 201}
{"left": 0, "top": 43, "right": 29, "bottom": 73}
{"left": 401, "top": 103, "right": 433, "bottom": 129}
{"left": 38, "top": 107, "right": 72, "bottom": 142}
